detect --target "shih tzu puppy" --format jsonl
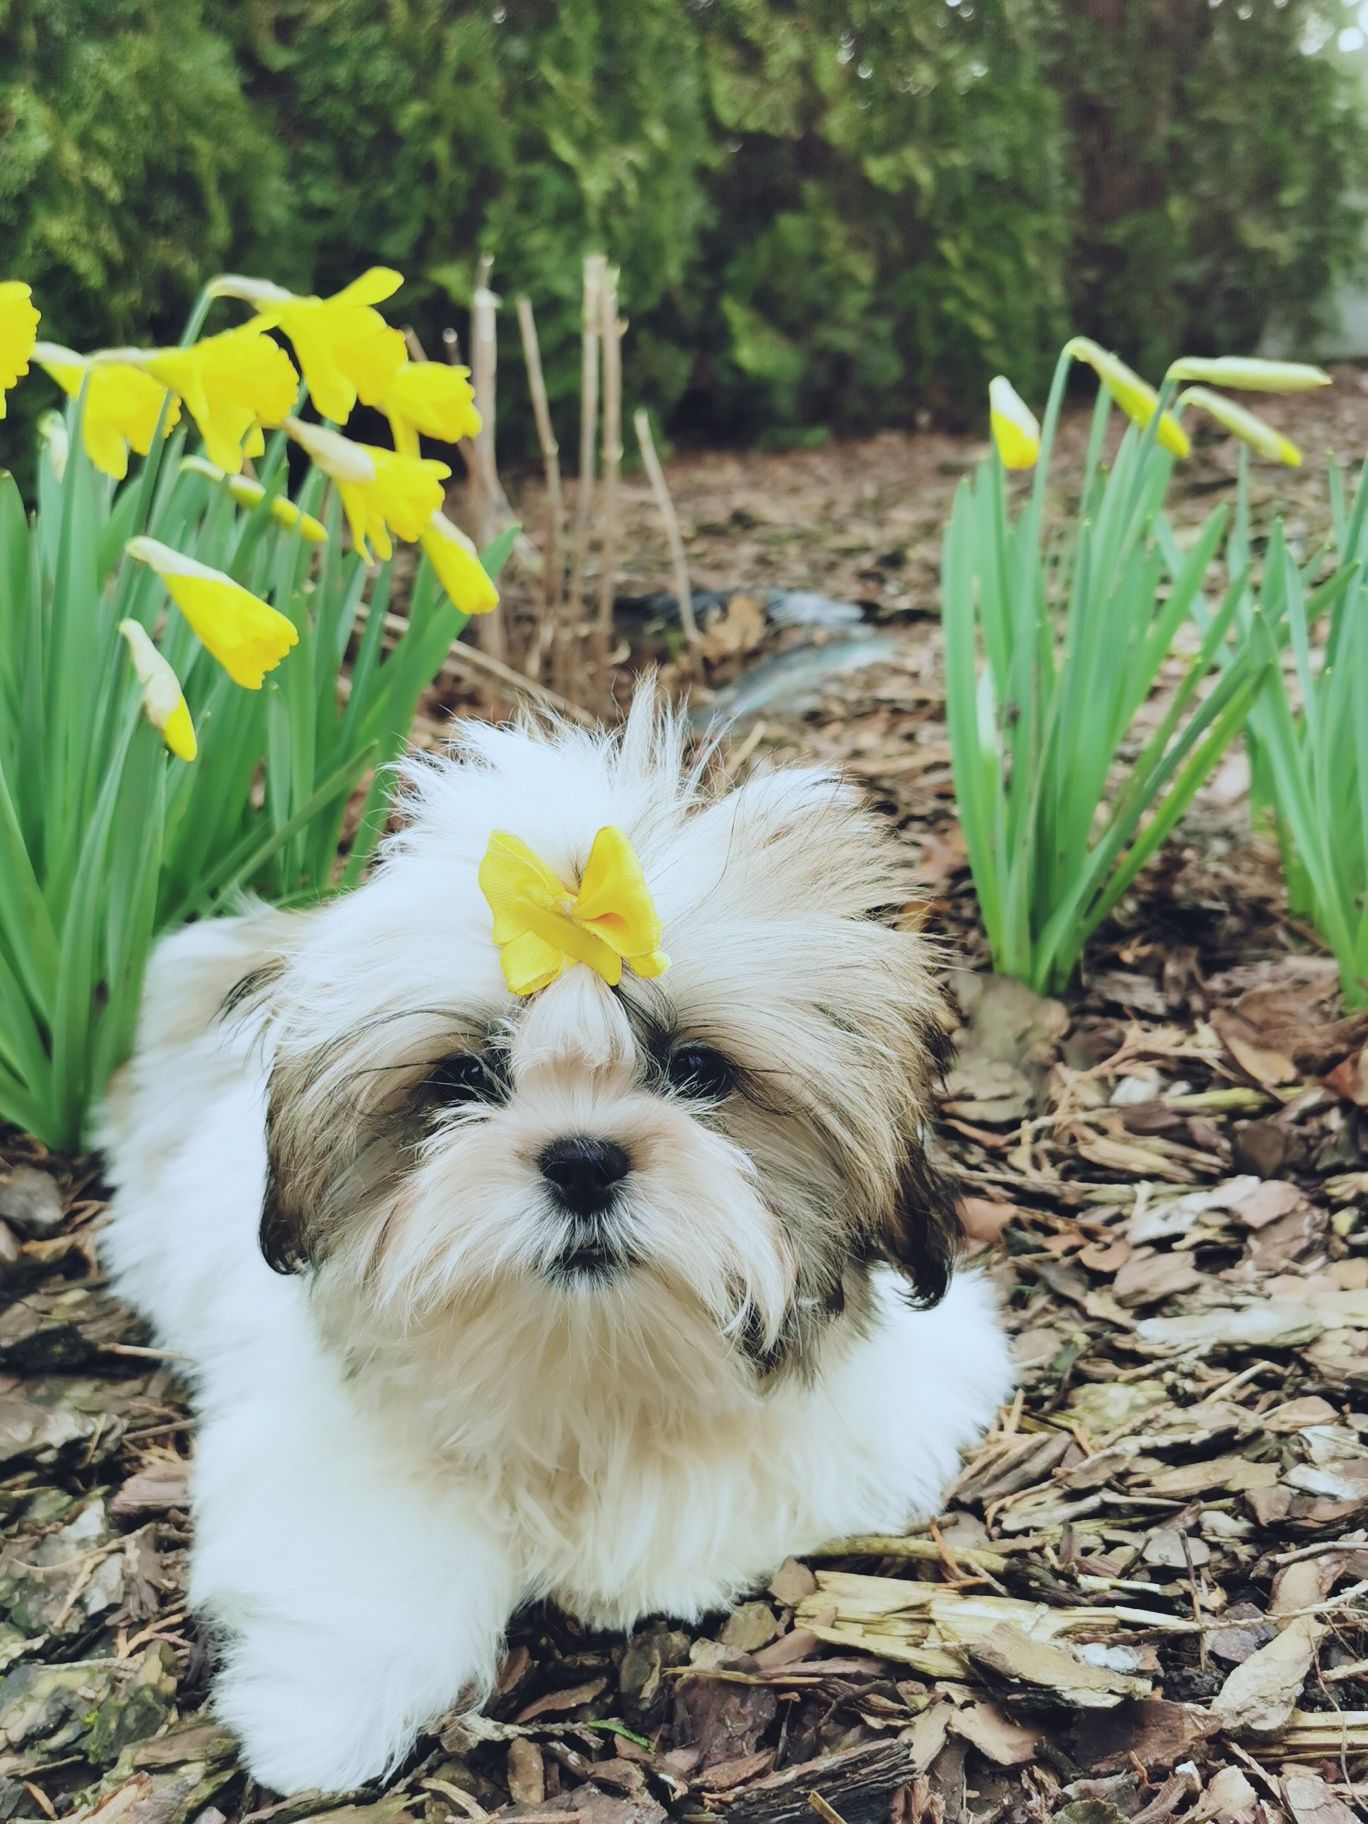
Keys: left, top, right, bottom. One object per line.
{"left": 99, "top": 688, "right": 1010, "bottom": 1795}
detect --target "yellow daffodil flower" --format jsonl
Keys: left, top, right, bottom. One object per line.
{"left": 215, "top": 268, "right": 407, "bottom": 423}
{"left": 117, "top": 619, "right": 197, "bottom": 761}
{"left": 0, "top": 281, "right": 40, "bottom": 417}
{"left": 1167, "top": 356, "right": 1330, "bottom": 394}
{"left": 34, "top": 342, "right": 180, "bottom": 480}
{"left": 125, "top": 535, "right": 298, "bottom": 689}
{"left": 479, "top": 826, "right": 670, "bottom": 996}
{"left": 1176, "top": 387, "right": 1302, "bottom": 466}
{"left": 988, "top": 375, "right": 1040, "bottom": 470}
{"left": 419, "top": 511, "right": 499, "bottom": 615}
{"left": 180, "top": 455, "right": 328, "bottom": 542}
{"left": 111, "top": 326, "right": 298, "bottom": 475}
{"left": 283, "top": 417, "right": 448, "bottom": 562}
{"left": 378, "top": 360, "right": 482, "bottom": 455}
{"left": 1066, "top": 336, "right": 1190, "bottom": 459}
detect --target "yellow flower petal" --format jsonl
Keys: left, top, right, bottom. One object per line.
{"left": 1066, "top": 336, "right": 1190, "bottom": 459}
{"left": 987, "top": 375, "right": 1040, "bottom": 470}
{"left": 0, "top": 281, "right": 40, "bottom": 418}
{"left": 117, "top": 619, "right": 198, "bottom": 761}
{"left": 478, "top": 826, "right": 669, "bottom": 996}
{"left": 1176, "top": 387, "right": 1302, "bottom": 466}
{"left": 180, "top": 454, "right": 329, "bottom": 542}
{"left": 125, "top": 536, "right": 298, "bottom": 689}
{"left": 1167, "top": 356, "right": 1331, "bottom": 394}
{"left": 380, "top": 361, "right": 483, "bottom": 453}
{"left": 419, "top": 513, "right": 499, "bottom": 614}
{"left": 242, "top": 269, "right": 407, "bottom": 422}
{"left": 126, "top": 326, "right": 298, "bottom": 474}
{"left": 35, "top": 342, "right": 180, "bottom": 480}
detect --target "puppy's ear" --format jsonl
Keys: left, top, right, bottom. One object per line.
{"left": 877, "top": 1143, "right": 963, "bottom": 1309}
{"left": 259, "top": 1061, "right": 318, "bottom": 1274}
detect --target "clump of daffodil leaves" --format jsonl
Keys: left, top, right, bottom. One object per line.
{"left": 947, "top": 337, "right": 1367, "bottom": 1005}
{"left": 0, "top": 270, "right": 512, "bottom": 1147}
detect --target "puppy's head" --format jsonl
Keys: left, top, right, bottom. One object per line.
{"left": 254, "top": 690, "right": 960, "bottom": 1375}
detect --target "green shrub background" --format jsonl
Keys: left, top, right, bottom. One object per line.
{"left": 3, "top": 0, "right": 1365, "bottom": 462}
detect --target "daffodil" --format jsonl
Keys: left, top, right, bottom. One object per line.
{"left": 180, "top": 455, "right": 328, "bottom": 542}
{"left": 0, "top": 281, "right": 40, "bottom": 416}
{"left": 419, "top": 512, "right": 499, "bottom": 615}
{"left": 215, "top": 268, "right": 407, "bottom": 422}
{"left": 111, "top": 325, "right": 298, "bottom": 475}
{"left": 378, "top": 360, "right": 482, "bottom": 455}
{"left": 33, "top": 343, "right": 181, "bottom": 480}
{"left": 125, "top": 535, "right": 298, "bottom": 689}
{"left": 1167, "top": 356, "right": 1331, "bottom": 394}
{"left": 1176, "top": 387, "right": 1302, "bottom": 466}
{"left": 1066, "top": 336, "right": 1190, "bottom": 459}
{"left": 117, "top": 620, "right": 197, "bottom": 761}
{"left": 283, "top": 417, "right": 448, "bottom": 562}
{"left": 988, "top": 375, "right": 1040, "bottom": 470}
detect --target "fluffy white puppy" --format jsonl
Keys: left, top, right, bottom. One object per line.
{"left": 99, "top": 690, "right": 1011, "bottom": 1795}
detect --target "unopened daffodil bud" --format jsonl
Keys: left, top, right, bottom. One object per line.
{"left": 126, "top": 535, "right": 298, "bottom": 689}
{"left": 1167, "top": 356, "right": 1330, "bottom": 394}
{"left": 1176, "top": 387, "right": 1302, "bottom": 466}
{"left": 117, "top": 619, "right": 198, "bottom": 761}
{"left": 180, "top": 454, "right": 328, "bottom": 542}
{"left": 988, "top": 375, "right": 1040, "bottom": 470}
{"left": 1066, "top": 336, "right": 1190, "bottom": 459}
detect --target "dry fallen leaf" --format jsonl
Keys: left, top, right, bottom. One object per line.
{"left": 1211, "top": 1615, "right": 1324, "bottom": 1736}
{"left": 1281, "top": 1767, "right": 1360, "bottom": 1824}
{"left": 966, "top": 1622, "right": 1152, "bottom": 1710}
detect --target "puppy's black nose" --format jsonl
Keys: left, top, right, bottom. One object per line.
{"left": 539, "top": 1136, "right": 632, "bottom": 1216}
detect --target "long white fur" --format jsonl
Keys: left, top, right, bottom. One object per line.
{"left": 99, "top": 694, "right": 1011, "bottom": 1794}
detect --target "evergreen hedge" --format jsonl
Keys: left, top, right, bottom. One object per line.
{"left": 2, "top": 0, "right": 1364, "bottom": 461}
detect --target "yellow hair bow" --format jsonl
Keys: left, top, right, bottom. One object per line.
{"left": 479, "top": 826, "right": 671, "bottom": 996}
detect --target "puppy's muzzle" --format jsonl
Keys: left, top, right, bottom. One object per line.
{"left": 538, "top": 1136, "right": 634, "bottom": 1278}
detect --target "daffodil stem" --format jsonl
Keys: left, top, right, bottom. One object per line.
{"left": 129, "top": 286, "right": 218, "bottom": 540}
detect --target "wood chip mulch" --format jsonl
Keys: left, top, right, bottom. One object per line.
{"left": 2, "top": 378, "right": 1366, "bottom": 1824}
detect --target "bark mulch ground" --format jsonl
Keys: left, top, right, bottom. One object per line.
{"left": 2, "top": 379, "right": 1366, "bottom": 1824}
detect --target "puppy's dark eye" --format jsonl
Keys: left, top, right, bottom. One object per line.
{"left": 421, "top": 1053, "right": 503, "bottom": 1105}
{"left": 664, "top": 1044, "right": 735, "bottom": 1100}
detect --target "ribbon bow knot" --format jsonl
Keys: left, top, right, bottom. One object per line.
{"left": 479, "top": 826, "right": 670, "bottom": 996}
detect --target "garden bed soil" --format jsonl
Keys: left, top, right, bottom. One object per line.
{"left": 2, "top": 375, "right": 1366, "bottom": 1823}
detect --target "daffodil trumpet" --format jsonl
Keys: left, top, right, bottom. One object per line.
{"left": 125, "top": 535, "right": 298, "bottom": 689}
{"left": 34, "top": 343, "right": 181, "bottom": 480}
